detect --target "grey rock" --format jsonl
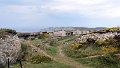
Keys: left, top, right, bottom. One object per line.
{"left": 0, "top": 35, "right": 21, "bottom": 67}
{"left": 77, "top": 32, "right": 118, "bottom": 43}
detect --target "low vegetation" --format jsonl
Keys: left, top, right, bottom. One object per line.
{"left": 4, "top": 61, "right": 71, "bottom": 68}
{"left": 77, "top": 54, "right": 120, "bottom": 68}
{"left": 4, "top": 27, "right": 120, "bottom": 68}
{"left": 0, "top": 28, "right": 17, "bottom": 39}
{"left": 46, "top": 46, "right": 58, "bottom": 56}
{"left": 64, "top": 35, "right": 120, "bottom": 68}
{"left": 49, "top": 39, "right": 60, "bottom": 47}
{"left": 4, "top": 36, "right": 73, "bottom": 68}
{"left": 96, "top": 27, "right": 120, "bottom": 33}
{"left": 31, "top": 54, "right": 52, "bottom": 63}
{"left": 19, "top": 42, "right": 29, "bottom": 61}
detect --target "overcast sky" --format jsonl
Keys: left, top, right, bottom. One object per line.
{"left": 0, "top": 0, "right": 120, "bottom": 32}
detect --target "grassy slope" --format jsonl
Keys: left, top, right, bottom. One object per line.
{"left": 5, "top": 36, "right": 86, "bottom": 68}
{"left": 76, "top": 55, "right": 120, "bottom": 68}
{"left": 7, "top": 38, "right": 73, "bottom": 68}
{"left": 63, "top": 37, "right": 120, "bottom": 68}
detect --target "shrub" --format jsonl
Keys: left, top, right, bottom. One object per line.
{"left": 96, "top": 27, "right": 119, "bottom": 33}
{"left": 95, "top": 38, "right": 118, "bottom": 47}
{"left": 69, "top": 42, "right": 82, "bottom": 50}
{"left": 79, "top": 54, "right": 120, "bottom": 68}
{"left": 31, "top": 54, "right": 52, "bottom": 64}
{"left": 105, "top": 27, "right": 119, "bottom": 32}
{"left": 18, "top": 43, "right": 28, "bottom": 61}
{"left": 101, "top": 46, "right": 118, "bottom": 54}
{"left": 0, "top": 29, "right": 17, "bottom": 39}
{"left": 49, "top": 39, "right": 59, "bottom": 47}
{"left": 0, "top": 29, "right": 16, "bottom": 34}
{"left": 97, "top": 54, "right": 120, "bottom": 68}
{"left": 114, "top": 35, "right": 120, "bottom": 43}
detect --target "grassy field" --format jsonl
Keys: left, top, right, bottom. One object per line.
{"left": 46, "top": 46, "right": 58, "bottom": 56}
{"left": 64, "top": 45, "right": 120, "bottom": 68}
{"left": 76, "top": 54, "right": 120, "bottom": 68}
{"left": 4, "top": 61, "right": 72, "bottom": 68}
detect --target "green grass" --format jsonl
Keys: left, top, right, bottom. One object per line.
{"left": 46, "top": 46, "right": 58, "bottom": 56}
{"left": 76, "top": 54, "right": 120, "bottom": 68}
{"left": 64, "top": 44, "right": 120, "bottom": 68}
{"left": 45, "top": 36, "right": 75, "bottom": 56}
{"left": 30, "top": 39, "right": 43, "bottom": 45}
{"left": 4, "top": 61, "right": 71, "bottom": 68}
{"left": 64, "top": 45, "right": 101, "bottom": 58}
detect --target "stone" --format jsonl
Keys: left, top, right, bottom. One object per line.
{"left": 77, "top": 32, "right": 118, "bottom": 43}
{"left": 0, "top": 35, "right": 21, "bottom": 68}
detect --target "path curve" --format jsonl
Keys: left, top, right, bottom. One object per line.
{"left": 54, "top": 44, "right": 90, "bottom": 68}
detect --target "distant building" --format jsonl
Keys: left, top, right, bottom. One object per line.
{"left": 52, "top": 30, "right": 91, "bottom": 37}
{"left": 73, "top": 30, "right": 82, "bottom": 35}
{"left": 53, "top": 30, "right": 66, "bottom": 37}
{"left": 18, "top": 32, "right": 40, "bottom": 39}
{"left": 66, "top": 31, "right": 73, "bottom": 36}
{"left": 49, "top": 32, "right": 54, "bottom": 37}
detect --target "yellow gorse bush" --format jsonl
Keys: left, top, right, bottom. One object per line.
{"left": 69, "top": 42, "right": 82, "bottom": 50}
{"left": 101, "top": 46, "right": 118, "bottom": 54}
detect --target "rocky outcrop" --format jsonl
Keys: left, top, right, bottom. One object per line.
{"left": 0, "top": 35, "right": 21, "bottom": 68}
{"left": 76, "top": 32, "right": 118, "bottom": 43}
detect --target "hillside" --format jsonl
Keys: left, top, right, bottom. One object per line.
{"left": 40, "top": 27, "right": 106, "bottom": 32}
{"left": 2, "top": 27, "right": 120, "bottom": 68}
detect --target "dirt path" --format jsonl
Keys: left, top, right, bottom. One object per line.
{"left": 30, "top": 44, "right": 89, "bottom": 68}
{"left": 28, "top": 40, "right": 91, "bottom": 68}
{"left": 80, "top": 54, "right": 120, "bottom": 59}
{"left": 54, "top": 44, "right": 90, "bottom": 68}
